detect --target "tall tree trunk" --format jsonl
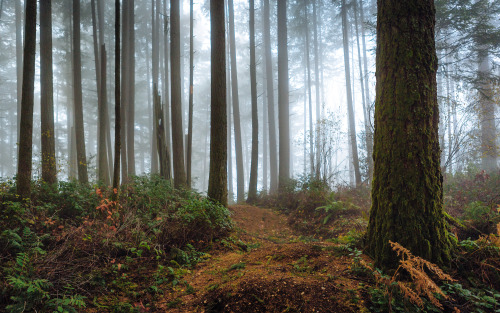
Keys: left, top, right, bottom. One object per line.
{"left": 40, "top": 0, "right": 57, "bottom": 185}
{"left": 73, "top": 0, "right": 89, "bottom": 183}
{"left": 127, "top": 0, "right": 136, "bottom": 176}
{"left": 170, "top": 0, "right": 187, "bottom": 188}
{"left": 16, "top": 0, "right": 22, "bottom": 146}
{"left": 277, "top": 0, "right": 290, "bottom": 188}
{"left": 341, "top": 0, "right": 361, "bottom": 186}
{"left": 92, "top": 0, "right": 109, "bottom": 184}
{"left": 263, "top": 0, "right": 278, "bottom": 193}
{"left": 226, "top": 11, "right": 233, "bottom": 200}
{"left": 99, "top": 0, "right": 113, "bottom": 181}
{"left": 305, "top": 4, "right": 314, "bottom": 176}
{"left": 187, "top": 0, "right": 194, "bottom": 187}
{"left": 151, "top": 0, "right": 159, "bottom": 174}
{"left": 113, "top": 0, "right": 121, "bottom": 192}
{"left": 262, "top": 45, "right": 268, "bottom": 192}
{"left": 207, "top": 0, "right": 227, "bottom": 207}
{"left": 17, "top": 0, "right": 37, "bottom": 199}
{"left": 359, "top": 0, "right": 373, "bottom": 181}
{"left": 120, "top": 0, "right": 129, "bottom": 182}
{"left": 366, "top": 0, "right": 451, "bottom": 270}
{"left": 228, "top": 0, "right": 245, "bottom": 202}
{"left": 100, "top": 45, "right": 110, "bottom": 184}
{"left": 353, "top": 0, "right": 373, "bottom": 182}
{"left": 312, "top": 0, "right": 321, "bottom": 179}
{"left": 247, "top": 0, "right": 258, "bottom": 203}
{"left": 162, "top": 0, "right": 172, "bottom": 179}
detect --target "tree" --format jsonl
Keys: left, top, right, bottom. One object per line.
{"left": 228, "top": 0, "right": 245, "bottom": 202}
{"left": 353, "top": 0, "right": 373, "bottom": 181}
{"left": 341, "top": 0, "right": 361, "bottom": 186}
{"left": 207, "top": 0, "right": 227, "bottom": 207}
{"left": 170, "top": 0, "right": 187, "bottom": 189}
{"left": 17, "top": 0, "right": 37, "bottom": 199}
{"left": 91, "top": 0, "right": 110, "bottom": 185}
{"left": 15, "top": 0, "right": 22, "bottom": 146}
{"left": 113, "top": 0, "right": 121, "bottom": 192}
{"left": 366, "top": 0, "right": 452, "bottom": 269}
{"left": 151, "top": 0, "right": 159, "bottom": 174}
{"left": 126, "top": 0, "right": 136, "bottom": 177}
{"left": 187, "top": 0, "right": 194, "bottom": 187}
{"left": 73, "top": 0, "right": 89, "bottom": 183}
{"left": 262, "top": 0, "right": 278, "bottom": 193}
{"left": 277, "top": 0, "right": 290, "bottom": 188}
{"left": 40, "top": 0, "right": 57, "bottom": 185}
{"left": 247, "top": 0, "right": 258, "bottom": 203}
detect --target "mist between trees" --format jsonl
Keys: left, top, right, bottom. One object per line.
{"left": 0, "top": 0, "right": 498, "bottom": 202}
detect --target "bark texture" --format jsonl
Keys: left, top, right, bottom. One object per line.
{"left": 40, "top": 0, "right": 57, "bottom": 185}
{"left": 366, "top": 0, "right": 452, "bottom": 269}
{"left": 17, "top": 0, "right": 37, "bottom": 199}
{"left": 73, "top": 0, "right": 89, "bottom": 183}
{"left": 170, "top": 0, "right": 187, "bottom": 188}
{"left": 263, "top": 0, "right": 278, "bottom": 193}
{"left": 228, "top": 0, "right": 245, "bottom": 202}
{"left": 277, "top": 0, "right": 290, "bottom": 188}
{"left": 113, "top": 0, "right": 121, "bottom": 192}
{"left": 208, "top": 0, "right": 227, "bottom": 207}
{"left": 247, "top": 0, "right": 258, "bottom": 203}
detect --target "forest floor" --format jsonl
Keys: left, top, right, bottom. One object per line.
{"left": 144, "top": 205, "right": 368, "bottom": 312}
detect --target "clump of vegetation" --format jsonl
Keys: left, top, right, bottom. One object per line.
{"left": 444, "top": 171, "right": 500, "bottom": 239}
{"left": 0, "top": 175, "right": 232, "bottom": 311}
{"left": 255, "top": 176, "right": 369, "bottom": 239}
{"left": 361, "top": 240, "right": 500, "bottom": 313}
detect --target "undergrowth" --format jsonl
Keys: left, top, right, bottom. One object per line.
{"left": 0, "top": 175, "right": 232, "bottom": 312}
{"left": 255, "top": 176, "right": 369, "bottom": 239}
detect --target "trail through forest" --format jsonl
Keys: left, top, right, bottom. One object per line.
{"left": 154, "top": 205, "right": 365, "bottom": 312}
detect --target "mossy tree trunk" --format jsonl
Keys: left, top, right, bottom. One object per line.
{"left": 366, "top": 0, "right": 452, "bottom": 270}
{"left": 17, "top": 0, "right": 37, "bottom": 200}
{"left": 207, "top": 0, "right": 227, "bottom": 207}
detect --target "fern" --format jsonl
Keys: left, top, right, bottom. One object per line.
{"left": 362, "top": 241, "right": 458, "bottom": 312}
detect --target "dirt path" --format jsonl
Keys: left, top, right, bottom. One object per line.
{"left": 157, "top": 205, "right": 366, "bottom": 312}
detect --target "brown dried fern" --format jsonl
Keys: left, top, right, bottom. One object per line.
{"left": 361, "top": 241, "right": 458, "bottom": 312}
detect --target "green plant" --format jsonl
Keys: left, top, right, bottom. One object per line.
{"left": 441, "top": 282, "right": 500, "bottom": 313}
{"left": 3, "top": 227, "right": 85, "bottom": 313}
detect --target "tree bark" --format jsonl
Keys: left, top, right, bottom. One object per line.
{"left": 277, "top": 0, "right": 290, "bottom": 188}
{"left": 187, "top": 0, "right": 194, "bottom": 187}
{"left": 366, "top": 0, "right": 452, "bottom": 270}
{"left": 151, "top": 0, "right": 159, "bottom": 174}
{"left": 162, "top": 0, "right": 172, "bottom": 179}
{"left": 312, "top": 0, "right": 321, "bottom": 179}
{"left": 92, "top": 0, "right": 109, "bottom": 184}
{"left": 207, "top": 0, "right": 227, "bottom": 207}
{"left": 247, "top": 0, "right": 258, "bottom": 203}
{"left": 120, "top": 0, "right": 129, "bottom": 182}
{"left": 263, "top": 0, "right": 278, "bottom": 193}
{"left": 40, "top": 0, "right": 57, "bottom": 185}
{"left": 15, "top": 0, "right": 22, "bottom": 147}
{"left": 170, "top": 0, "right": 187, "bottom": 188}
{"left": 17, "top": 0, "right": 37, "bottom": 199}
{"left": 305, "top": 3, "right": 314, "bottom": 176}
{"left": 226, "top": 9, "right": 233, "bottom": 200}
{"left": 73, "top": 0, "right": 89, "bottom": 184}
{"left": 341, "top": 0, "right": 361, "bottom": 186}
{"left": 228, "top": 0, "right": 245, "bottom": 202}
{"left": 127, "top": 0, "right": 136, "bottom": 176}
{"left": 113, "top": 0, "right": 121, "bottom": 193}
{"left": 354, "top": 0, "right": 373, "bottom": 182}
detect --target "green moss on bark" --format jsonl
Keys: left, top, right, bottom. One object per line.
{"left": 366, "top": 0, "right": 452, "bottom": 270}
